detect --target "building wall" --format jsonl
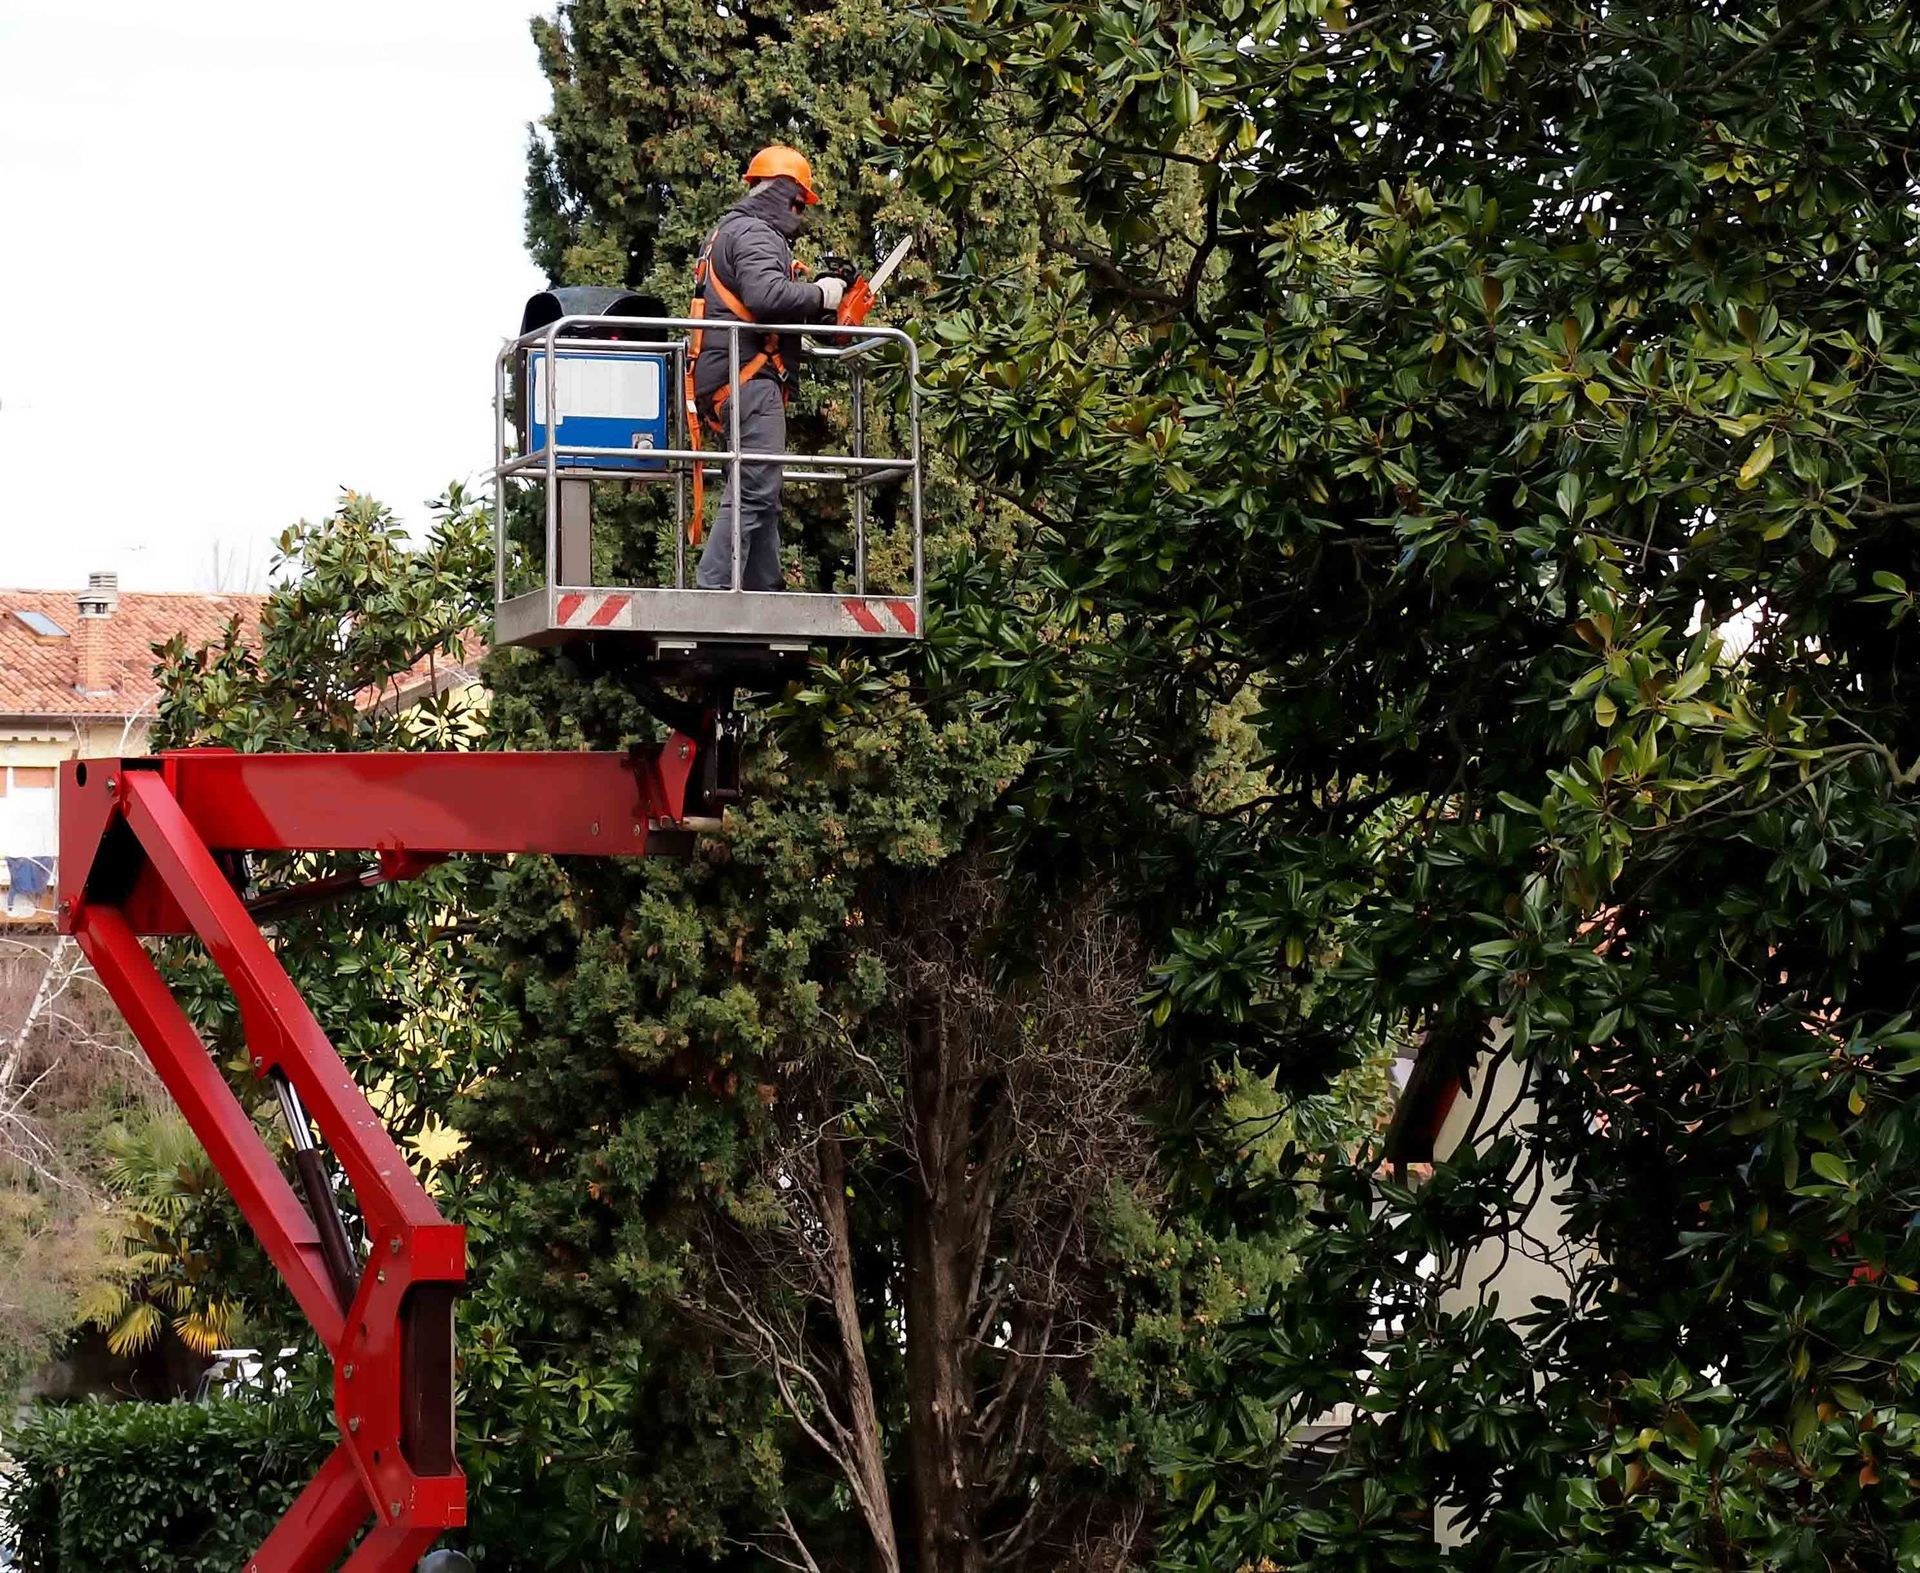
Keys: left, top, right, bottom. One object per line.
{"left": 0, "top": 716, "right": 153, "bottom": 920}
{"left": 1431, "top": 1020, "right": 1581, "bottom": 1547}
{"left": 1433, "top": 1028, "right": 1577, "bottom": 1324}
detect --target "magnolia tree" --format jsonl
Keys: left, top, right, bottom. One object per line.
{"left": 901, "top": 0, "right": 1920, "bottom": 1566}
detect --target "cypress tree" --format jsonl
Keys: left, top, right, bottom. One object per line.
{"left": 459, "top": 5, "right": 1346, "bottom": 1567}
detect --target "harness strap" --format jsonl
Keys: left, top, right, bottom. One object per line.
{"left": 686, "top": 252, "right": 712, "bottom": 543}
{"left": 695, "top": 264, "right": 787, "bottom": 406}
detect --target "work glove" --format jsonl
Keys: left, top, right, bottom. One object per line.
{"left": 817, "top": 254, "right": 859, "bottom": 284}
{"left": 817, "top": 276, "right": 847, "bottom": 314}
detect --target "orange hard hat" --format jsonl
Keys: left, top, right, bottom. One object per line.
{"left": 744, "top": 144, "right": 819, "bottom": 205}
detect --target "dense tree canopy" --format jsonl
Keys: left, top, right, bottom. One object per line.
{"left": 901, "top": 0, "right": 1920, "bottom": 1567}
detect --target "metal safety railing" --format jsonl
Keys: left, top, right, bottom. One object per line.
{"left": 490, "top": 313, "right": 923, "bottom": 648}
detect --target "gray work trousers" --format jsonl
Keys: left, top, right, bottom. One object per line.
{"left": 697, "top": 376, "right": 786, "bottom": 591}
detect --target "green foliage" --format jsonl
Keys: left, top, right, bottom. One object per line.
{"left": 141, "top": 491, "right": 713, "bottom": 1570}
{"left": 527, "top": 0, "right": 932, "bottom": 300}
{"left": 155, "top": 488, "right": 492, "bottom": 755}
{"left": 152, "top": 489, "right": 505, "bottom": 1197}
{"left": 0, "top": 1190, "right": 101, "bottom": 1400}
{"left": 459, "top": 667, "right": 1054, "bottom": 1560}
{"left": 138, "top": 492, "right": 527, "bottom": 1543}
{"left": 905, "top": 0, "right": 1920, "bottom": 1567}
{"left": 1, "top": 1397, "right": 331, "bottom": 1572}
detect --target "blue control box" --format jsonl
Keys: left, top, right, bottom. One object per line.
{"left": 524, "top": 349, "right": 670, "bottom": 473}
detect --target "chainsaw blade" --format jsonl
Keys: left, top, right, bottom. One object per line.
{"left": 864, "top": 236, "right": 914, "bottom": 301}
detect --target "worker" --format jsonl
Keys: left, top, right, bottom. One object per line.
{"left": 692, "top": 145, "right": 848, "bottom": 591}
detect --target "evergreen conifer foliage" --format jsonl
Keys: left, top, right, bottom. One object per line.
{"left": 469, "top": 7, "right": 1353, "bottom": 1568}
{"left": 526, "top": 0, "right": 925, "bottom": 300}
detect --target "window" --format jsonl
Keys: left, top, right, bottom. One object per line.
{"left": 11, "top": 609, "right": 68, "bottom": 638}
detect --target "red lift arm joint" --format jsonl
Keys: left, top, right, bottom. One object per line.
{"left": 58, "top": 745, "right": 701, "bottom": 1573}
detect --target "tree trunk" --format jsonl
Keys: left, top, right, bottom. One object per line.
{"left": 816, "top": 1132, "right": 903, "bottom": 1573}
{"left": 902, "top": 1005, "right": 987, "bottom": 1573}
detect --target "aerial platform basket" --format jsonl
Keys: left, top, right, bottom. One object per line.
{"left": 492, "top": 286, "right": 924, "bottom": 670}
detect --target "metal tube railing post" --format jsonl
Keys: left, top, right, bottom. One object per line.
{"left": 728, "top": 326, "right": 744, "bottom": 594}
{"left": 672, "top": 344, "right": 687, "bottom": 590}
{"left": 909, "top": 343, "right": 925, "bottom": 607}
{"left": 492, "top": 346, "right": 508, "bottom": 606}
{"left": 542, "top": 324, "right": 560, "bottom": 599}
{"left": 852, "top": 362, "right": 867, "bottom": 594}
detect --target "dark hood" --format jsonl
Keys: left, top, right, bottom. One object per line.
{"left": 731, "top": 174, "right": 809, "bottom": 241}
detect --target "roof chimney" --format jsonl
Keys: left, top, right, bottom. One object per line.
{"left": 79, "top": 571, "right": 120, "bottom": 614}
{"left": 75, "top": 571, "right": 118, "bottom": 695}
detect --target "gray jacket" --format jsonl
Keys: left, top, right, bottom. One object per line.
{"left": 693, "top": 177, "right": 829, "bottom": 403}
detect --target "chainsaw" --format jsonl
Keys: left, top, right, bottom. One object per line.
{"left": 830, "top": 236, "right": 914, "bottom": 327}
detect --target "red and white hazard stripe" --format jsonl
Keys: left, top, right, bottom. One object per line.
{"left": 556, "top": 592, "right": 633, "bottom": 629}
{"left": 552, "top": 591, "right": 917, "bottom": 637}
{"left": 840, "top": 598, "right": 918, "bottom": 636}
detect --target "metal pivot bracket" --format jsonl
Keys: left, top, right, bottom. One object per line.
{"left": 56, "top": 746, "right": 702, "bottom": 1573}
{"left": 629, "top": 680, "right": 747, "bottom": 818}
{"left": 698, "top": 690, "right": 744, "bottom": 812}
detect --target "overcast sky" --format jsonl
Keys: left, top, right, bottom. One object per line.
{"left": 0, "top": 1, "right": 551, "bottom": 592}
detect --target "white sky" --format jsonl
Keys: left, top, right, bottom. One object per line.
{"left": 0, "top": 0, "right": 551, "bottom": 592}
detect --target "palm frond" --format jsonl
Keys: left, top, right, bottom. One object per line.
{"left": 105, "top": 1300, "right": 164, "bottom": 1357}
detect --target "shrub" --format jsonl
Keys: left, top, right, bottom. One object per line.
{"left": 2, "top": 1398, "right": 330, "bottom": 1570}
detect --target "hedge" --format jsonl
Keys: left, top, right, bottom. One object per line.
{"left": 1, "top": 1398, "right": 331, "bottom": 1570}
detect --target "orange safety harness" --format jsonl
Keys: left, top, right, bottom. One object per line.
{"left": 684, "top": 236, "right": 800, "bottom": 545}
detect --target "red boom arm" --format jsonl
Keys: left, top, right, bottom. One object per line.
{"left": 57, "top": 744, "right": 701, "bottom": 1573}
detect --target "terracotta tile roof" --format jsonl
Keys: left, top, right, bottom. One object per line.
{"left": 354, "top": 636, "right": 491, "bottom": 714}
{"left": 0, "top": 588, "right": 265, "bottom": 718}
